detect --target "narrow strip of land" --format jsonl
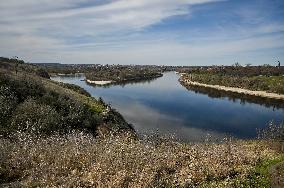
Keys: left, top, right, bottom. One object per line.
{"left": 86, "top": 79, "right": 113, "bottom": 85}
{"left": 180, "top": 77, "right": 284, "bottom": 100}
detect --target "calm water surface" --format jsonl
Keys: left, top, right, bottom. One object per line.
{"left": 51, "top": 72, "right": 284, "bottom": 142}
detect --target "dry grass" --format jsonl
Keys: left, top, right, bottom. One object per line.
{"left": 0, "top": 132, "right": 281, "bottom": 188}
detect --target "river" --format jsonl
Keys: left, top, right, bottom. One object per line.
{"left": 51, "top": 72, "right": 284, "bottom": 142}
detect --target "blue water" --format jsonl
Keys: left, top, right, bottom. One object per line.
{"left": 51, "top": 72, "right": 284, "bottom": 142}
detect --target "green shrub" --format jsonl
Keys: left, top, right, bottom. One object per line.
{"left": 0, "top": 74, "right": 45, "bottom": 102}
{"left": 0, "top": 86, "right": 18, "bottom": 127}
{"left": 35, "top": 68, "right": 50, "bottom": 79}
{"left": 10, "top": 99, "right": 62, "bottom": 134}
{"left": 39, "top": 90, "right": 101, "bottom": 132}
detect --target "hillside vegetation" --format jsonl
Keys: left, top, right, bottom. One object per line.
{"left": 0, "top": 57, "right": 133, "bottom": 136}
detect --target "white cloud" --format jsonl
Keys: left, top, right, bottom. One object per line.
{"left": 0, "top": 0, "right": 283, "bottom": 65}
{"left": 0, "top": 0, "right": 218, "bottom": 30}
{"left": 0, "top": 0, "right": 220, "bottom": 62}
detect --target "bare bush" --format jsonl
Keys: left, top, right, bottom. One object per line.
{"left": 259, "top": 121, "right": 284, "bottom": 141}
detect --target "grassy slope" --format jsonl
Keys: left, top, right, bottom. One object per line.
{"left": 0, "top": 58, "right": 133, "bottom": 136}
{"left": 44, "top": 79, "right": 105, "bottom": 114}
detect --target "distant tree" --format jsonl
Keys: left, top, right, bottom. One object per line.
{"left": 233, "top": 62, "right": 241, "bottom": 67}
{"left": 36, "top": 68, "right": 50, "bottom": 79}
{"left": 245, "top": 63, "right": 251, "bottom": 67}
{"left": 13, "top": 56, "right": 19, "bottom": 74}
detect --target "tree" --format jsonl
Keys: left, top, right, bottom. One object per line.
{"left": 233, "top": 62, "right": 241, "bottom": 67}
{"left": 13, "top": 56, "right": 19, "bottom": 74}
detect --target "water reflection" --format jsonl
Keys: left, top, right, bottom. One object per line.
{"left": 51, "top": 72, "right": 284, "bottom": 142}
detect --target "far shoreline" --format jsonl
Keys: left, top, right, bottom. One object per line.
{"left": 179, "top": 76, "right": 284, "bottom": 101}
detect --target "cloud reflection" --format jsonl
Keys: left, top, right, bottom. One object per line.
{"left": 114, "top": 99, "right": 226, "bottom": 142}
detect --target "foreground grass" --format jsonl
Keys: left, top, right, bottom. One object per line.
{"left": 0, "top": 132, "right": 282, "bottom": 187}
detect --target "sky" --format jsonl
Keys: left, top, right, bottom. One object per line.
{"left": 0, "top": 0, "right": 284, "bottom": 65}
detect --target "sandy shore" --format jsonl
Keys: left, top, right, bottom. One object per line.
{"left": 180, "top": 77, "right": 284, "bottom": 100}
{"left": 86, "top": 79, "right": 113, "bottom": 85}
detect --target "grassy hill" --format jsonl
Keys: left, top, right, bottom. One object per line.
{"left": 0, "top": 57, "right": 134, "bottom": 137}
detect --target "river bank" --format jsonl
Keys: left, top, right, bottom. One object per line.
{"left": 179, "top": 76, "right": 284, "bottom": 100}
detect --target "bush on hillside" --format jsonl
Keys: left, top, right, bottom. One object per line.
{"left": 0, "top": 86, "right": 18, "bottom": 127}
{"left": 39, "top": 90, "right": 102, "bottom": 132}
{"left": 0, "top": 74, "right": 45, "bottom": 102}
{"left": 35, "top": 68, "right": 50, "bottom": 79}
{"left": 259, "top": 122, "right": 284, "bottom": 141}
{"left": 10, "top": 99, "right": 62, "bottom": 135}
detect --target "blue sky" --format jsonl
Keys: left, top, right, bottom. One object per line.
{"left": 0, "top": 0, "right": 284, "bottom": 65}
